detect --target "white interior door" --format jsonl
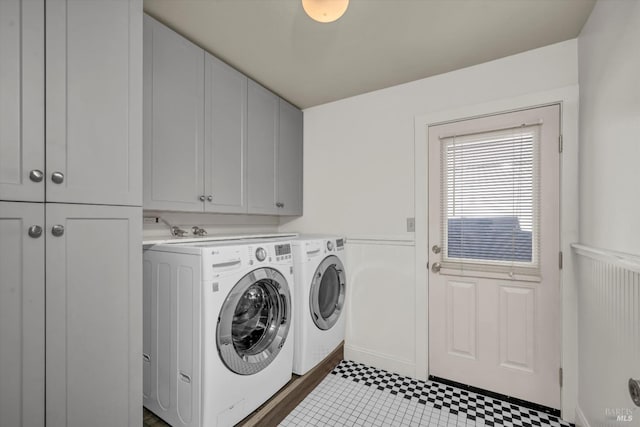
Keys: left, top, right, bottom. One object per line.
{"left": 428, "top": 105, "right": 561, "bottom": 409}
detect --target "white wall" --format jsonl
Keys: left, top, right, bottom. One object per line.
{"left": 280, "top": 39, "right": 579, "bottom": 416}
{"left": 280, "top": 39, "right": 578, "bottom": 237}
{"left": 577, "top": 1, "right": 640, "bottom": 425}
{"left": 578, "top": 0, "right": 640, "bottom": 256}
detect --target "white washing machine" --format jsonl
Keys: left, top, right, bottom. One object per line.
{"left": 291, "top": 235, "right": 346, "bottom": 375}
{"left": 142, "top": 238, "right": 295, "bottom": 427}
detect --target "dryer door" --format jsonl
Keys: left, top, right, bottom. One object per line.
{"left": 217, "top": 267, "right": 291, "bottom": 375}
{"left": 310, "top": 255, "right": 346, "bottom": 331}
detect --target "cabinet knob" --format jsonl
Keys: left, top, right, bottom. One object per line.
{"left": 51, "top": 171, "right": 64, "bottom": 184}
{"left": 51, "top": 225, "right": 65, "bottom": 237}
{"left": 29, "top": 170, "right": 44, "bottom": 183}
{"left": 199, "top": 195, "right": 205, "bottom": 202}
{"left": 28, "top": 225, "right": 43, "bottom": 238}
{"left": 207, "top": 195, "right": 213, "bottom": 202}
{"left": 276, "top": 202, "right": 284, "bottom": 208}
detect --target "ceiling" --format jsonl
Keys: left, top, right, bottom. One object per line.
{"left": 144, "top": 0, "right": 595, "bottom": 109}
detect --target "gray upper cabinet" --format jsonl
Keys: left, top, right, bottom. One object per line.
{"left": 46, "top": 0, "right": 142, "bottom": 206}
{"left": 0, "top": 202, "right": 45, "bottom": 427}
{"left": 143, "top": 15, "right": 204, "bottom": 212}
{"left": 277, "top": 100, "right": 303, "bottom": 216}
{"left": 247, "top": 81, "right": 304, "bottom": 216}
{"left": 0, "top": 0, "right": 44, "bottom": 203}
{"left": 144, "top": 16, "right": 249, "bottom": 214}
{"left": 247, "top": 81, "right": 279, "bottom": 215}
{"left": 204, "top": 53, "right": 248, "bottom": 214}
{"left": 143, "top": 17, "right": 303, "bottom": 216}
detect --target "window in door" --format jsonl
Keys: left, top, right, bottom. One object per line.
{"left": 440, "top": 125, "right": 540, "bottom": 278}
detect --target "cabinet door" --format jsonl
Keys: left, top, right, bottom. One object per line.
{"left": 143, "top": 15, "right": 204, "bottom": 212}
{"left": 0, "top": 202, "right": 45, "bottom": 427}
{"left": 204, "top": 54, "right": 248, "bottom": 213}
{"left": 45, "top": 203, "right": 142, "bottom": 427}
{"left": 277, "top": 100, "right": 303, "bottom": 216}
{"left": 247, "top": 81, "right": 278, "bottom": 215}
{"left": 46, "top": 0, "right": 142, "bottom": 206}
{"left": 0, "top": 0, "right": 44, "bottom": 202}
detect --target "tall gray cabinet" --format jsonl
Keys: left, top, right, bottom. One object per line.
{"left": 0, "top": 1, "right": 143, "bottom": 427}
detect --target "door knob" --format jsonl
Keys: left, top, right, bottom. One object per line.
{"left": 630, "top": 378, "right": 640, "bottom": 407}
{"left": 51, "top": 225, "right": 65, "bottom": 237}
{"left": 431, "top": 262, "right": 441, "bottom": 273}
{"left": 51, "top": 171, "right": 64, "bottom": 184}
{"left": 432, "top": 244, "right": 441, "bottom": 254}
{"left": 28, "top": 225, "right": 43, "bottom": 238}
{"left": 29, "top": 170, "right": 44, "bottom": 182}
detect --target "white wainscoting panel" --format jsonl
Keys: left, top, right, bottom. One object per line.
{"left": 344, "top": 237, "right": 416, "bottom": 377}
{"left": 574, "top": 244, "right": 640, "bottom": 426}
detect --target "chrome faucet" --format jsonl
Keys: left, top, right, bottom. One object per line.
{"left": 170, "top": 226, "right": 190, "bottom": 237}
{"left": 191, "top": 226, "right": 207, "bottom": 237}
{"left": 157, "top": 217, "right": 189, "bottom": 237}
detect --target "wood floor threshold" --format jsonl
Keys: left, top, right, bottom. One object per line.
{"left": 237, "top": 342, "right": 344, "bottom": 427}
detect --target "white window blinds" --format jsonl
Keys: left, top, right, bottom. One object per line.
{"left": 440, "top": 125, "right": 540, "bottom": 278}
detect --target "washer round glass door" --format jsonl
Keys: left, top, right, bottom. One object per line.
{"left": 217, "top": 267, "right": 291, "bottom": 375}
{"left": 310, "top": 255, "right": 346, "bottom": 330}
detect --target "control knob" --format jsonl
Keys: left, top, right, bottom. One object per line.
{"left": 327, "top": 240, "right": 334, "bottom": 251}
{"left": 255, "top": 247, "right": 267, "bottom": 262}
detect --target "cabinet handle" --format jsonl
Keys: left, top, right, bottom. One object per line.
{"left": 276, "top": 202, "right": 284, "bottom": 208}
{"left": 199, "top": 195, "right": 205, "bottom": 202}
{"left": 29, "top": 170, "right": 44, "bottom": 183}
{"left": 51, "top": 171, "right": 64, "bottom": 184}
{"left": 28, "top": 225, "right": 43, "bottom": 238}
{"left": 207, "top": 195, "right": 213, "bottom": 202}
{"left": 51, "top": 225, "right": 65, "bottom": 237}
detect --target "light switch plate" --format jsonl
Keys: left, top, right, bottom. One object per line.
{"left": 406, "top": 217, "right": 415, "bottom": 232}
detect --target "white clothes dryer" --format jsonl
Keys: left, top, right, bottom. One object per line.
{"left": 291, "top": 235, "right": 346, "bottom": 375}
{"left": 143, "top": 238, "right": 295, "bottom": 427}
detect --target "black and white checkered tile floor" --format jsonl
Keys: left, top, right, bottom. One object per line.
{"left": 280, "top": 360, "right": 573, "bottom": 427}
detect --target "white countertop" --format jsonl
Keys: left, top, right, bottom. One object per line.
{"left": 143, "top": 232, "right": 298, "bottom": 247}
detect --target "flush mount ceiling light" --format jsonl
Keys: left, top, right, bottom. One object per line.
{"left": 302, "top": 0, "right": 349, "bottom": 23}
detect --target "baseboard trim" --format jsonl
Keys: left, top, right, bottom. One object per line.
{"left": 575, "top": 406, "right": 590, "bottom": 427}
{"left": 237, "top": 342, "right": 344, "bottom": 427}
{"left": 344, "top": 344, "right": 416, "bottom": 378}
